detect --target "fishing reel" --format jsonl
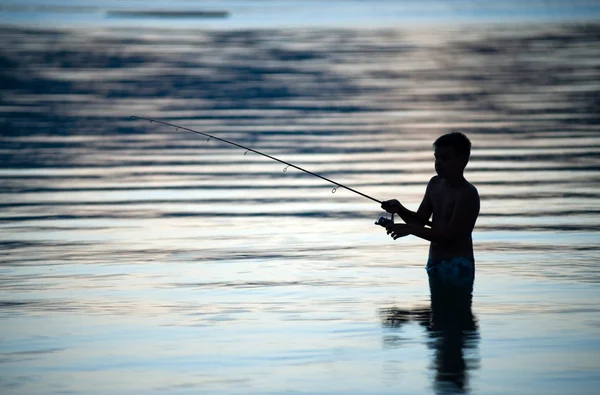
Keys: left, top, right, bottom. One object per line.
{"left": 375, "top": 212, "right": 394, "bottom": 228}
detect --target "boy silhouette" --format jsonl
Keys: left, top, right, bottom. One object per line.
{"left": 382, "top": 132, "right": 480, "bottom": 288}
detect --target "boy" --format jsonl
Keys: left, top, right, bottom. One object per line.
{"left": 382, "top": 132, "right": 480, "bottom": 288}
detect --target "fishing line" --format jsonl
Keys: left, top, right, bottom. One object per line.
{"left": 132, "top": 116, "right": 435, "bottom": 228}
{"left": 131, "top": 115, "right": 382, "bottom": 204}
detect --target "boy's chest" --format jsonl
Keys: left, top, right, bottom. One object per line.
{"left": 430, "top": 183, "right": 459, "bottom": 221}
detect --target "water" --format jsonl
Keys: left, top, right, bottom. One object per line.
{"left": 1, "top": 3, "right": 600, "bottom": 394}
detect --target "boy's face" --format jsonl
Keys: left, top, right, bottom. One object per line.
{"left": 434, "top": 145, "right": 465, "bottom": 179}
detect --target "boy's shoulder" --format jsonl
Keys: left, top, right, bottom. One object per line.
{"left": 427, "top": 175, "right": 441, "bottom": 188}
{"left": 463, "top": 178, "right": 479, "bottom": 198}
{"left": 428, "top": 175, "right": 479, "bottom": 197}
{"left": 428, "top": 175, "right": 441, "bottom": 184}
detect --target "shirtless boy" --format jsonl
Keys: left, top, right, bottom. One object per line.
{"left": 382, "top": 132, "right": 480, "bottom": 288}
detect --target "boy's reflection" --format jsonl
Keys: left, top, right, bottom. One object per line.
{"left": 380, "top": 280, "right": 480, "bottom": 394}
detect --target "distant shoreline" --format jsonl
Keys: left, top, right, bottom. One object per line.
{"left": 106, "top": 10, "right": 229, "bottom": 19}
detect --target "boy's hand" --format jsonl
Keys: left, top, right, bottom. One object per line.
{"left": 386, "top": 224, "right": 411, "bottom": 240}
{"left": 381, "top": 199, "right": 404, "bottom": 214}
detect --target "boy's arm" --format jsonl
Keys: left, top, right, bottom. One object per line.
{"left": 413, "top": 178, "right": 434, "bottom": 225}
{"left": 391, "top": 187, "right": 479, "bottom": 243}
{"left": 382, "top": 178, "right": 434, "bottom": 227}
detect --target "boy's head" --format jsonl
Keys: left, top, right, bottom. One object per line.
{"left": 433, "top": 132, "right": 471, "bottom": 179}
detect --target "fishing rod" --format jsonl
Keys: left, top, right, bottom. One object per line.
{"left": 131, "top": 115, "right": 382, "bottom": 203}
{"left": 131, "top": 116, "right": 432, "bottom": 228}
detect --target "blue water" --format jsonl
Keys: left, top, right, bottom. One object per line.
{"left": 1, "top": 2, "right": 600, "bottom": 394}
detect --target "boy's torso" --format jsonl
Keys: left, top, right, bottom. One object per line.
{"left": 428, "top": 176, "right": 477, "bottom": 261}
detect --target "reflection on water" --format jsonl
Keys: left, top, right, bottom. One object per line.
{"left": 381, "top": 279, "right": 479, "bottom": 394}
{"left": 1, "top": 21, "right": 600, "bottom": 395}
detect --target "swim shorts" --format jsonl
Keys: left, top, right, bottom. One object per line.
{"left": 426, "top": 256, "right": 475, "bottom": 287}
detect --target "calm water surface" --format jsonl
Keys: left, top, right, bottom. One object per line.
{"left": 1, "top": 19, "right": 600, "bottom": 395}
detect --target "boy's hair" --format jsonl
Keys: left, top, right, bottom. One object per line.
{"left": 433, "top": 132, "right": 471, "bottom": 163}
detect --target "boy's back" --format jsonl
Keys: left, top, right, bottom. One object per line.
{"left": 427, "top": 175, "right": 479, "bottom": 261}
